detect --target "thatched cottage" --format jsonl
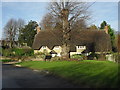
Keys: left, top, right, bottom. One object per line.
{"left": 32, "top": 26, "right": 112, "bottom": 57}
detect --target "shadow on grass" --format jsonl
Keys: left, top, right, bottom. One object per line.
{"left": 17, "top": 60, "right": 118, "bottom": 88}
{"left": 48, "top": 61, "right": 118, "bottom": 88}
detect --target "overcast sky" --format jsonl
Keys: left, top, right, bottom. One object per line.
{"left": 0, "top": 1, "right": 119, "bottom": 39}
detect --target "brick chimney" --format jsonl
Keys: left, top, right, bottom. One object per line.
{"left": 104, "top": 25, "right": 108, "bottom": 34}
{"left": 36, "top": 26, "right": 41, "bottom": 34}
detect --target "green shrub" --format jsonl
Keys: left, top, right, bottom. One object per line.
{"left": 12, "top": 48, "right": 24, "bottom": 56}
{"left": 87, "top": 52, "right": 99, "bottom": 60}
{"left": 71, "top": 54, "right": 84, "bottom": 60}
{"left": 12, "top": 48, "right": 34, "bottom": 56}
{"left": 2, "top": 48, "right": 34, "bottom": 57}
{"left": 25, "top": 49, "right": 34, "bottom": 56}
{"left": 2, "top": 48, "right": 14, "bottom": 57}
{"left": 34, "top": 52, "right": 46, "bottom": 59}
{"left": 0, "top": 59, "right": 15, "bottom": 62}
{"left": 51, "top": 56, "right": 61, "bottom": 61}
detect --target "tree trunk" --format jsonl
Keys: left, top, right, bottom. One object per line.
{"left": 61, "top": 43, "right": 70, "bottom": 59}
{"left": 61, "top": 9, "right": 70, "bottom": 59}
{"left": 9, "top": 37, "right": 13, "bottom": 48}
{"left": 98, "top": 52, "right": 106, "bottom": 61}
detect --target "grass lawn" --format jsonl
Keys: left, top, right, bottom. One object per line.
{"left": 16, "top": 60, "right": 118, "bottom": 88}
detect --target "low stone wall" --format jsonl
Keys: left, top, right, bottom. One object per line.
{"left": 0, "top": 56, "right": 44, "bottom": 62}
{"left": 106, "top": 54, "right": 115, "bottom": 62}
{"left": 106, "top": 53, "right": 119, "bottom": 62}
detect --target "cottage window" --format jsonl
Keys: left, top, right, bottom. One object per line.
{"left": 54, "top": 46, "right": 59, "bottom": 49}
{"left": 42, "top": 46, "right": 46, "bottom": 49}
{"left": 77, "top": 46, "right": 85, "bottom": 49}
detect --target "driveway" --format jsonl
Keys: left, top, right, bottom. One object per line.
{"left": 2, "top": 64, "right": 81, "bottom": 88}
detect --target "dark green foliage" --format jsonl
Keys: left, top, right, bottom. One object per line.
{"left": 0, "top": 47, "right": 2, "bottom": 55}
{"left": 34, "top": 52, "right": 46, "bottom": 59}
{"left": 87, "top": 52, "right": 98, "bottom": 60}
{"left": 18, "top": 20, "right": 38, "bottom": 47}
{"left": 108, "top": 25, "right": 116, "bottom": 51}
{"left": 51, "top": 57, "right": 61, "bottom": 61}
{"left": 71, "top": 53, "right": 99, "bottom": 60}
{"left": 71, "top": 54, "right": 84, "bottom": 60}
{"left": 2, "top": 48, "right": 34, "bottom": 57}
{"left": 2, "top": 48, "right": 14, "bottom": 57}
{"left": 12, "top": 48, "right": 34, "bottom": 56}
{"left": 100, "top": 21, "right": 116, "bottom": 52}
{"left": 0, "top": 59, "right": 15, "bottom": 62}
{"left": 100, "top": 21, "right": 107, "bottom": 29}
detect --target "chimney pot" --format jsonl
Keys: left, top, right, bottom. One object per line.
{"left": 104, "top": 25, "right": 108, "bottom": 34}
{"left": 36, "top": 26, "right": 41, "bottom": 34}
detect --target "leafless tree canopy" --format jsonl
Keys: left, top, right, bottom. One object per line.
{"left": 17, "top": 19, "right": 25, "bottom": 30}
{"left": 4, "top": 18, "right": 25, "bottom": 48}
{"left": 40, "top": 1, "right": 92, "bottom": 31}
{"left": 40, "top": 13, "right": 56, "bottom": 30}
{"left": 4, "top": 19, "right": 17, "bottom": 41}
{"left": 48, "top": 1, "right": 91, "bottom": 28}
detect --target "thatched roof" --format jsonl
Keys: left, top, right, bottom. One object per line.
{"left": 32, "top": 29, "right": 112, "bottom": 52}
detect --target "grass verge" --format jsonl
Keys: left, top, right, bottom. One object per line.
{"left": 16, "top": 60, "right": 118, "bottom": 88}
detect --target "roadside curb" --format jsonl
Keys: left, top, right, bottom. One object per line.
{"left": 2, "top": 61, "right": 20, "bottom": 64}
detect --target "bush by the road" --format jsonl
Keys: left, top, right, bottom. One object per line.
{"left": 2, "top": 48, "right": 34, "bottom": 57}
{"left": 0, "top": 59, "right": 15, "bottom": 62}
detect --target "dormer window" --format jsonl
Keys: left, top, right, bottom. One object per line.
{"left": 54, "top": 46, "right": 60, "bottom": 49}
{"left": 42, "top": 46, "right": 46, "bottom": 49}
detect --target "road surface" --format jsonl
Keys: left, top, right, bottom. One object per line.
{"left": 2, "top": 64, "right": 81, "bottom": 88}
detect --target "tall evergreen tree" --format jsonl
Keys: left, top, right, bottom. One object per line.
{"left": 108, "top": 25, "right": 116, "bottom": 51}
{"left": 100, "top": 21, "right": 116, "bottom": 52}
{"left": 18, "top": 20, "right": 38, "bottom": 47}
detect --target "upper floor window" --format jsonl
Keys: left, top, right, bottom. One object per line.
{"left": 54, "top": 46, "right": 60, "bottom": 49}
{"left": 77, "top": 46, "right": 85, "bottom": 49}
{"left": 42, "top": 46, "right": 46, "bottom": 49}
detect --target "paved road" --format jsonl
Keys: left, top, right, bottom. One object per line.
{"left": 2, "top": 64, "right": 81, "bottom": 88}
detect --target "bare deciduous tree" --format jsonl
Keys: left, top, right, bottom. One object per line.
{"left": 4, "top": 18, "right": 25, "bottom": 48}
{"left": 72, "top": 18, "right": 87, "bottom": 30}
{"left": 17, "top": 19, "right": 25, "bottom": 31}
{"left": 17, "top": 19, "right": 25, "bottom": 39}
{"left": 40, "top": 13, "right": 55, "bottom": 30}
{"left": 42, "top": 1, "right": 93, "bottom": 58}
